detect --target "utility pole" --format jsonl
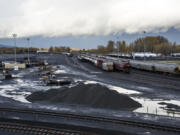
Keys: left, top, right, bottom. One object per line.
{"left": 26, "top": 38, "right": 30, "bottom": 63}
{"left": 12, "top": 34, "right": 17, "bottom": 63}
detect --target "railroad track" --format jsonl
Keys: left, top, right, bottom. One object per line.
{"left": 66, "top": 55, "right": 180, "bottom": 90}
{"left": 77, "top": 58, "right": 180, "bottom": 89}
{"left": 131, "top": 69, "right": 180, "bottom": 82}
{"left": 0, "top": 108, "right": 180, "bottom": 134}
{"left": 104, "top": 68, "right": 180, "bottom": 91}
{"left": 0, "top": 122, "right": 88, "bottom": 135}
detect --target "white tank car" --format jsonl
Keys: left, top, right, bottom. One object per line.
{"left": 153, "top": 63, "right": 179, "bottom": 74}
{"left": 93, "top": 60, "right": 98, "bottom": 66}
{"left": 130, "top": 61, "right": 155, "bottom": 71}
{"left": 130, "top": 60, "right": 180, "bottom": 74}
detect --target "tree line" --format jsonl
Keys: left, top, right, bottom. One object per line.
{"left": 49, "top": 46, "right": 70, "bottom": 53}
{"left": 0, "top": 47, "right": 38, "bottom": 54}
{"left": 88, "top": 36, "right": 180, "bottom": 55}
{"left": 0, "top": 46, "right": 71, "bottom": 54}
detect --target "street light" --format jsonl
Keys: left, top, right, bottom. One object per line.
{"left": 143, "top": 31, "right": 146, "bottom": 61}
{"left": 116, "top": 36, "right": 120, "bottom": 60}
{"left": 12, "top": 34, "right": 17, "bottom": 63}
{"left": 26, "top": 38, "right": 30, "bottom": 63}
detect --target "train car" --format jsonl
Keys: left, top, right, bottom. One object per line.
{"left": 172, "top": 53, "right": 180, "bottom": 57}
{"left": 153, "top": 63, "right": 179, "bottom": 74}
{"left": 88, "top": 57, "right": 95, "bottom": 64}
{"left": 102, "top": 61, "right": 114, "bottom": 71}
{"left": 93, "top": 60, "right": 98, "bottom": 66}
{"left": 77, "top": 55, "right": 82, "bottom": 61}
{"left": 113, "top": 60, "right": 131, "bottom": 73}
{"left": 77, "top": 55, "right": 88, "bottom": 62}
{"left": 130, "top": 61, "right": 154, "bottom": 71}
{"left": 77, "top": 55, "right": 86, "bottom": 62}
{"left": 97, "top": 59, "right": 103, "bottom": 68}
{"left": 130, "top": 60, "right": 180, "bottom": 75}
{"left": 66, "top": 53, "right": 73, "bottom": 57}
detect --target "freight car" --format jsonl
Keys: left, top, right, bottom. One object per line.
{"left": 78, "top": 55, "right": 131, "bottom": 72}
{"left": 114, "top": 60, "right": 131, "bottom": 73}
{"left": 77, "top": 55, "right": 91, "bottom": 62}
{"left": 97, "top": 59, "right": 104, "bottom": 68}
{"left": 77, "top": 55, "right": 84, "bottom": 61}
{"left": 94, "top": 57, "right": 114, "bottom": 71}
{"left": 105, "top": 56, "right": 131, "bottom": 73}
{"left": 130, "top": 60, "right": 180, "bottom": 75}
{"left": 102, "top": 61, "right": 114, "bottom": 71}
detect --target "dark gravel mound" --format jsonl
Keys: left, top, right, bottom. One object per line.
{"left": 26, "top": 83, "right": 141, "bottom": 110}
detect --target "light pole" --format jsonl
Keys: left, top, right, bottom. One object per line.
{"left": 116, "top": 36, "right": 120, "bottom": 60}
{"left": 171, "top": 43, "right": 173, "bottom": 56}
{"left": 12, "top": 34, "right": 17, "bottom": 63}
{"left": 26, "top": 38, "right": 30, "bottom": 63}
{"left": 143, "top": 31, "right": 146, "bottom": 61}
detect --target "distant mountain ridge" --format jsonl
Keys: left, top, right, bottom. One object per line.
{"left": 0, "top": 44, "right": 12, "bottom": 48}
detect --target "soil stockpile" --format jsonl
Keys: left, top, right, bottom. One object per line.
{"left": 26, "top": 83, "right": 141, "bottom": 110}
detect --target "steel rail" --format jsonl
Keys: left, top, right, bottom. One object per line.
{"left": 0, "top": 108, "right": 180, "bottom": 133}
{"left": 0, "top": 122, "right": 88, "bottom": 135}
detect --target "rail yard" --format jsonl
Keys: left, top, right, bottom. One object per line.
{"left": 0, "top": 53, "right": 180, "bottom": 135}
{"left": 78, "top": 54, "right": 180, "bottom": 74}
{"left": 1, "top": 0, "right": 180, "bottom": 134}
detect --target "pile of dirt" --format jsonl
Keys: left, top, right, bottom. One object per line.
{"left": 26, "top": 83, "right": 141, "bottom": 110}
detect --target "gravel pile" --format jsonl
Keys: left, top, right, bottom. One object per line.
{"left": 26, "top": 83, "right": 141, "bottom": 110}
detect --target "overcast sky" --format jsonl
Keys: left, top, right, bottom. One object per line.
{"left": 0, "top": 0, "right": 180, "bottom": 48}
